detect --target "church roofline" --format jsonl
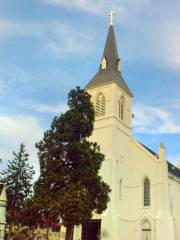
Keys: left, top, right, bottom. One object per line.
{"left": 168, "top": 162, "right": 180, "bottom": 179}
{"left": 139, "top": 142, "right": 180, "bottom": 179}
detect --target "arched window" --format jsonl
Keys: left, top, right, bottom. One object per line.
{"left": 141, "top": 220, "right": 151, "bottom": 240}
{"left": 101, "top": 57, "right": 107, "bottom": 69}
{"left": 95, "top": 93, "right": 105, "bottom": 117}
{"left": 119, "top": 96, "right": 124, "bottom": 120}
{"left": 119, "top": 179, "right": 123, "bottom": 200}
{"left": 144, "top": 177, "right": 150, "bottom": 206}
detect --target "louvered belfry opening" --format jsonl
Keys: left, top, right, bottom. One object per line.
{"left": 95, "top": 93, "right": 105, "bottom": 117}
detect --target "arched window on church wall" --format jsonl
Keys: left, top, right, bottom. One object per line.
{"left": 95, "top": 93, "right": 105, "bottom": 117}
{"left": 144, "top": 177, "right": 150, "bottom": 206}
{"left": 119, "top": 96, "right": 124, "bottom": 120}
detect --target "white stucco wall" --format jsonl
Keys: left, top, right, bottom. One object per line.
{"left": 79, "top": 82, "right": 180, "bottom": 240}
{"left": 168, "top": 175, "right": 180, "bottom": 240}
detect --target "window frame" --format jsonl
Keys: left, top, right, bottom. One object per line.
{"left": 95, "top": 93, "right": 106, "bottom": 117}
{"left": 141, "top": 220, "right": 151, "bottom": 240}
{"left": 101, "top": 57, "right": 107, "bottom": 69}
{"left": 143, "top": 177, "right": 151, "bottom": 207}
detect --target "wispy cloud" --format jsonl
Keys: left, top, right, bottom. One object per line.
{"left": 37, "top": 22, "right": 95, "bottom": 58}
{"left": 0, "top": 64, "right": 35, "bottom": 100}
{"left": 0, "top": 20, "right": 20, "bottom": 39}
{"left": 154, "top": 98, "right": 180, "bottom": 111}
{"left": 20, "top": 100, "right": 67, "bottom": 114}
{"left": 40, "top": 0, "right": 180, "bottom": 70}
{"left": 0, "top": 65, "right": 33, "bottom": 85}
{"left": 0, "top": 19, "right": 95, "bottom": 58}
{"left": 41, "top": 0, "right": 110, "bottom": 15}
{"left": 133, "top": 104, "right": 180, "bottom": 134}
{"left": 0, "top": 20, "right": 36, "bottom": 41}
{"left": 0, "top": 114, "right": 44, "bottom": 178}
{"left": 41, "top": 0, "right": 150, "bottom": 16}
{"left": 159, "top": 23, "right": 180, "bottom": 70}
{"left": 1, "top": 0, "right": 180, "bottom": 69}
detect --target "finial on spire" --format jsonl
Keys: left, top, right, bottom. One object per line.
{"left": 108, "top": 11, "right": 115, "bottom": 25}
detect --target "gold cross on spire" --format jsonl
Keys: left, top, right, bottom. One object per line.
{"left": 108, "top": 11, "right": 115, "bottom": 25}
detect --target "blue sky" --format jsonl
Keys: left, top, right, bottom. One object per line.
{"left": 0, "top": 0, "right": 180, "bottom": 175}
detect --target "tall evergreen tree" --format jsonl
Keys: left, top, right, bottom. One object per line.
{"left": 0, "top": 143, "right": 35, "bottom": 239}
{"left": 34, "top": 87, "right": 111, "bottom": 240}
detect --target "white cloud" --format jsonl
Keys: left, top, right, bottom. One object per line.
{"left": 38, "top": 22, "right": 95, "bottom": 57}
{"left": 40, "top": 0, "right": 180, "bottom": 70}
{"left": 20, "top": 100, "right": 67, "bottom": 114}
{"left": 0, "top": 64, "right": 36, "bottom": 99}
{"left": 41, "top": 0, "right": 150, "bottom": 16}
{"left": 0, "top": 19, "right": 95, "bottom": 58}
{"left": 133, "top": 104, "right": 180, "bottom": 134}
{"left": 159, "top": 23, "right": 180, "bottom": 70}
{"left": 0, "top": 114, "right": 44, "bottom": 179}
{"left": 0, "top": 65, "right": 33, "bottom": 85}
{"left": 0, "top": 20, "right": 36, "bottom": 41}
{"left": 42, "top": 0, "right": 109, "bottom": 15}
{"left": 1, "top": 1, "right": 180, "bottom": 69}
{"left": 0, "top": 20, "right": 19, "bottom": 39}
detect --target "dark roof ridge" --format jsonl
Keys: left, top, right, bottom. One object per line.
{"left": 168, "top": 162, "right": 180, "bottom": 179}
{"left": 139, "top": 142, "right": 180, "bottom": 179}
{"left": 139, "top": 142, "right": 158, "bottom": 158}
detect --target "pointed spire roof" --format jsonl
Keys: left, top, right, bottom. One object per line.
{"left": 85, "top": 25, "right": 133, "bottom": 97}
{"left": 102, "top": 25, "right": 119, "bottom": 69}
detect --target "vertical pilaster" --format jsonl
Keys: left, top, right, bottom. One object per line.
{"left": 0, "top": 187, "right": 7, "bottom": 240}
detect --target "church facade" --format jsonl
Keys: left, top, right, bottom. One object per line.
{"left": 77, "top": 20, "right": 180, "bottom": 240}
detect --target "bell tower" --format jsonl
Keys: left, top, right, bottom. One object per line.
{"left": 85, "top": 16, "right": 133, "bottom": 136}
{"left": 84, "top": 14, "right": 133, "bottom": 240}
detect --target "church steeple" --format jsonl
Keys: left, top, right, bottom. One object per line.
{"left": 101, "top": 25, "right": 119, "bottom": 71}
{"left": 85, "top": 21, "right": 133, "bottom": 97}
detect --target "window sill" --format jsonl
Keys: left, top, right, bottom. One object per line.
{"left": 142, "top": 206, "right": 151, "bottom": 209}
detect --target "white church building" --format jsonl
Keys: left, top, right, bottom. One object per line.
{"left": 75, "top": 16, "right": 180, "bottom": 240}
{"left": 0, "top": 184, "right": 6, "bottom": 240}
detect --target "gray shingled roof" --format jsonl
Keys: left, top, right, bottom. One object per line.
{"left": 85, "top": 25, "right": 133, "bottom": 97}
{"left": 168, "top": 162, "right": 180, "bottom": 178}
